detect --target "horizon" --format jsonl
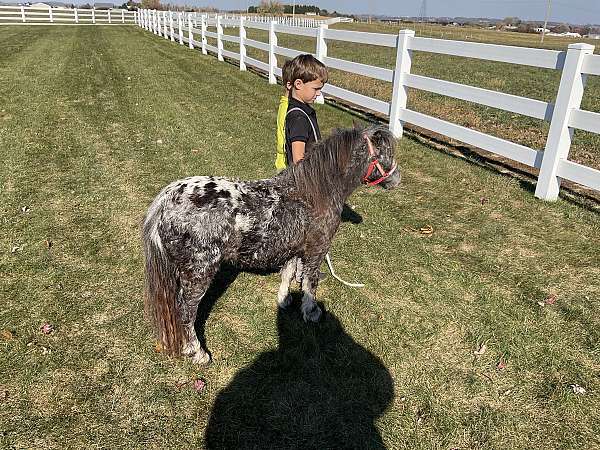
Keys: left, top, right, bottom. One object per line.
{"left": 7, "top": 1, "right": 600, "bottom": 26}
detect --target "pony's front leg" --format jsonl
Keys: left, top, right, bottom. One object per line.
{"left": 277, "top": 257, "right": 297, "bottom": 308}
{"left": 300, "top": 255, "right": 325, "bottom": 322}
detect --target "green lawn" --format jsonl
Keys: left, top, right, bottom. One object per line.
{"left": 1, "top": 25, "right": 599, "bottom": 449}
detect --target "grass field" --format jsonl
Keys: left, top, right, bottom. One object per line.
{"left": 220, "top": 20, "right": 600, "bottom": 174}
{"left": 1, "top": 25, "right": 600, "bottom": 449}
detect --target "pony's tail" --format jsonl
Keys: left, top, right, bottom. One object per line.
{"left": 142, "top": 201, "right": 185, "bottom": 357}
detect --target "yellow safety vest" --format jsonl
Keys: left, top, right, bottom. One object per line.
{"left": 275, "top": 95, "right": 288, "bottom": 171}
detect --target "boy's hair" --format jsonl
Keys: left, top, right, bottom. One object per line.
{"left": 288, "top": 54, "right": 328, "bottom": 85}
{"left": 281, "top": 59, "right": 294, "bottom": 87}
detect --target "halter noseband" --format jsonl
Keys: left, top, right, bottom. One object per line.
{"left": 362, "top": 134, "right": 397, "bottom": 186}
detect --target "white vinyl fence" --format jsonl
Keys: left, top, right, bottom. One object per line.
{"left": 0, "top": 5, "right": 137, "bottom": 25}
{"left": 137, "top": 9, "right": 600, "bottom": 201}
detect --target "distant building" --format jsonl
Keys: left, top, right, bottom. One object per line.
{"left": 94, "top": 2, "right": 114, "bottom": 9}
{"left": 535, "top": 27, "right": 550, "bottom": 33}
{"left": 30, "top": 2, "right": 50, "bottom": 7}
{"left": 562, "top": 32, "right": 582, "bottom": 38}
{"left": 586, "top": 33, "right": 600, "bottom": 39}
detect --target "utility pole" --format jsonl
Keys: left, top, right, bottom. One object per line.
{"left": 418, "top": 0, "right": 427, "bottom": 36}
{"left": 541, "top": 0, "right": 551, "bottom": 43}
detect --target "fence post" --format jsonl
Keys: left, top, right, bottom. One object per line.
{"left": 160, "top": 11, "right": 165, "bottom": 38}
{"left": 158, "top": 11, "right": 163, "bottom": 36}
{"left": 389, "top": 29, "right": 414, "bottom": 138}
{"left": 314, "top": 23, "right": 328, "bottom": 103}
{"left": 201, "top": 14, "right": 207, "bottom": 54}
{"left": 108, "top": 8, "right": 111, "bottom": 24}
{"left": 216, "top": 15, "right": 224, "bottom": 61}
{"left": 239, "top": 16, "right": 247, "bottom": 71}
{"left": 74, "top": 7, "right": 78, "bottom": 23}
{"left": 535, "top": 43, "right": 595, "bottom": 201}
{"left": 20, "top": 5, "right": 25, "bottom": 22}
{"left": 178, "top": 13, "right": 183, "bottom": 44}
{"left": 169, "top": 12, "right": 174, "bottom": 41}
{"left": 268, "top": 20, "right": 277, "bottom": 84}
{"left": 188, "top": 15, "right": 194, "bottom": 49}
{"left": 49, "top": 7, "right": 53, "bottom": 23}
{"left": 121, "top": 9, "right": 124, "bottom": 24}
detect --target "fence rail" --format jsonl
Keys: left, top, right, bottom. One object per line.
{"left": 0, "top": 5, "right": 136, "bottom": 25}
{"left": 137, "top": 9, "right": 600, "bottom": 200}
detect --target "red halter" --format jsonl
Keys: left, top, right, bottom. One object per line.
{"left": 362, "top": 134, "right": 397, "bottom": 186}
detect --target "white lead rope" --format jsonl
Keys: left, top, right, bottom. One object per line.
{"left": 325, "top": 253, "right": 365, "bottom": 288}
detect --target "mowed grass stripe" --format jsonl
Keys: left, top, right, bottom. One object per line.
{"left": 0, "top": 26, "right": 599, "bottom": 449}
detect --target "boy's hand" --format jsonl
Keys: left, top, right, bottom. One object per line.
{"left": 291, "top": 141, "right": 306, "bottom": 164}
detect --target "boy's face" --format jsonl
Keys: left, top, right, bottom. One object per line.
{"left": 292, "top": 78, "right": 325, "bottom": 104}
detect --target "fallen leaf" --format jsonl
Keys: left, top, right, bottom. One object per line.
{"left": 156, "top": 139, "right": 163, "bottom": 145}
{"left": 497, "top": 359, "right": 506, "bottom": 370}
{"left": 41, "top": 346, "right": 51, "bottom": 355}
{"left": 419, "top": 225, "right": 434, "bottom": 235}
{"left": 570, "top": 384, "right": 586, "bottom": 395}
{"left": 544, "top": 294, "right": 557, "bottom": 305}
{"left": 537, "top": 301, "right": 545, "bottom": 307}
{"left": 10, "top": 245, "right": 22, "bottom": 254}
{"left": 480, "top": 197, "right": 489, "bottom": 205}
{"left": 0, "top": 330, "right": 14, "bottom": 341}
{"left": 44, "top": 239, "right": 53, "bottom": 249}
{"left": 20, "top": 206, "right": 30, "bottom": 213}
{"left": 40, "top": 323, "right": 54, "bottom": 335}
{"left": 193, "top": 378, "right": 206, "bottom": 393}
{"left": 155, "top": 341, "right": 162, "bottom": 353}
{"left": 0, "top": 390, "right": 8, "bottom": 402}
{"left": 474, "top": 343, "right": 487, "bottom": 356}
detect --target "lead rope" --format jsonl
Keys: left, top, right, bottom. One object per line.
{"left": 287, "top": 107, "right": 365, "bottom": 288}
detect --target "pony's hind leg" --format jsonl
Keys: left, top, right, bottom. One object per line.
{"left": 277, "top": 258, "right": 298, "bottom": 308}
{"left": 179, "top": 266, "right": 216, "bottom": 365}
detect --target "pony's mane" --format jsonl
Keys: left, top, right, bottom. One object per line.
{"left": 285, "top": 127, "right": 364, "bottom": 213}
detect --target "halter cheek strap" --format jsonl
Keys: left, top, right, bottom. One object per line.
{"left": 362, "top": 134, "right": 397, "bottom": 186}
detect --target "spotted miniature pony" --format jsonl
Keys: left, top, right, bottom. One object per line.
{"left": 142, "top": 125, "right": 400, "bottom": 364}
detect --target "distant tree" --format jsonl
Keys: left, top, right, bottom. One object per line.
{"left": 551, "top": 23, "right": 570, "bottom": 33}
{"left": 80, "top": 3, "right": 92, "bottom": 8}
{"left": 141, "top": 0, "right": 161, "bottom": 9}
{"left": 121, "top": 0, "right": 139, "bottom": 10}
{"left": 502, "top": 16, "right": 521, "bottom": 26}
{"left": 517, "top": 23, "right": 535, "bottom": 33}
{"left": 257, "top": 0, "right": 284, "bottom": 15}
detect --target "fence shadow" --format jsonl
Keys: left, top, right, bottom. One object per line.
{"left": 205, "top": 304, "right": 394, "bottom": 449}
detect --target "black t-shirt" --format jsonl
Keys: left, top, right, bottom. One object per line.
{"left": 285, "top": 97, "right": 321, "bottom": 165}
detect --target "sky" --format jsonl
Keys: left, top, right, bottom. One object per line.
{"left": 142, "top": 1, "right": 600, "bottom": 25}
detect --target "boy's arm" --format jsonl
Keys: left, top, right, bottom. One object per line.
{"left": 286, "top": 112, "right": 311, "bottom": 164}
{"left": 291, "top": 141, "right": 305, "bottom": 163}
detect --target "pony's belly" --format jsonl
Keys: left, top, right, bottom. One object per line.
{"left": 233, "top": 240, "right": 300, "bottom": 271}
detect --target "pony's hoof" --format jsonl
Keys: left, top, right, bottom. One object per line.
{"left": 192, "top": 351, "right": 211, "bottom": 365}
{"left": 277, "top": 294, "right": 293, "bottom": 308}
{"left": 302, "top": 303, "right": 322, "bottom": 322}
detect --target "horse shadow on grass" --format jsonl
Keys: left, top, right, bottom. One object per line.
{"left": 204, "top": 302, "right": 394, "bottom": 450}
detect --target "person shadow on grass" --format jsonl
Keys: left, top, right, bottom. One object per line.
{"left": 205, "top": 302, "right": 394, "bottom": 450}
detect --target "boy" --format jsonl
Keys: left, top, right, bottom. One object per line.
{"left": 284, "top": 54, "right": 328, "bottom": 166}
